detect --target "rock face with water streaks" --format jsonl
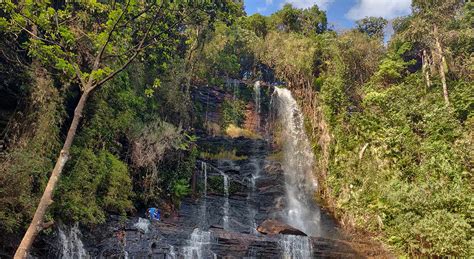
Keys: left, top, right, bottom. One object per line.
{"left": 36, "top": 83, "right": 371, "bottom": 258}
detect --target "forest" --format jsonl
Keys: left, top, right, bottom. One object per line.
{"left": 0, "top": 0, "right": 472, "bottom": 258}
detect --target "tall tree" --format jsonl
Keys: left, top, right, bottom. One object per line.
{"left": 407, "top": 0, "right": 465, "bottom": 105}
{"left": 270, "top": 4, "right": 302, "bottom": 32}
{"left": 356, "top": 17, "right": 388, "bottom": 39}
{"left": 300, "top": 5, "right": 327, "bottom": 35}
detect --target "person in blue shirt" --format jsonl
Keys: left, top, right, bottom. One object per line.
{"left": 147, "top": 207, "right": 160, "bottom": 221}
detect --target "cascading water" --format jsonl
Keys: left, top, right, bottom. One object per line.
{"left": 247, "top": 159, "right": 261, "bottom": 234}
{"left": 134, "top": 217, "right": 150, "bottom": 233}
{"left": 182, "top": 228, "right": 212, "bottom": 259}
{"left": 272, "top": 87, "right": 323, "bottom": 257}
{"left": 199, "top": 161, "right": 209, "bottom": 229}
{"left": 226, "top": 78, "right": 240, "bottom": 100}
{"left": 201, "top": 161, "right": 208, "bottom": 196}
{"left": 272, "top": 87, "right": 321, "bottom": 236}
{"left": 254, "top": 81, "right": 262, "bottom": 129}
{"left": 45, "top": 82, "right": 353, "bottom": 259}
{"left": 222, "top": 173, "right": 230, "bottom": 230}
{"left": 169, "top": 245, "right": 177, "bottom": 259}
{"left": 57, "top": 224, "right": 89, "bottom": 259}
{"left": 279, "top": 235, "right": 313, "bottom": 259}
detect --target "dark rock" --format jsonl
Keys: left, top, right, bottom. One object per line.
{"left": 257, "top": 219, "right": 308, "bottom": 236}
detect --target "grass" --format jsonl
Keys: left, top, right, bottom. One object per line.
{"left": 225, "top": 124, "right": 261, "bottom": 139}
{"left": 199, "top": 149, "right": 248, "bottom": 161}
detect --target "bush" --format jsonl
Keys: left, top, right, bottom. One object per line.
{"left": 221, "top": 99, "right": 246, "bottom": 128}
{"left": 54, "top": 149, "right": 133, "bottom": 225}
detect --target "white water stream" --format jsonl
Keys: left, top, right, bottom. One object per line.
{"left": 222, "top": 173, "right": 230, "bottom": 230}
{"left": 273, "top": 87, "right": 321, "bottom": 256}
{"left": 182, "top": 228, "right": 212, "bottom": 259}
{"left": 254, "top": 81, "right": 262, "bottom": 129}
{"left": 58, "top": 224, "right": 89, "bottom": 259}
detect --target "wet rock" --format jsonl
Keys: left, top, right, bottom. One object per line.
{"left": 257, "top": 219, "right": 307, "bottom": 236}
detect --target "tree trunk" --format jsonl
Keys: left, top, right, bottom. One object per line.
{"left": 434, "top": 26, "right": 450, "bottom": 106}
{"left": 14, "top": 90, "right": 91, "bottom": 259}
{"left": 422, "top": 50, "right": 431, "bottom": 89}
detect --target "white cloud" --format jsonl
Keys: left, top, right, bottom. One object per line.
{"left": 346, "top": 0, "right": 411, "bottom": 20}
{"left": 284, "top": 0, "right": 335, "bottom": 10}
{"left": 266, "top": 0, "right": 273, "bottom": 5}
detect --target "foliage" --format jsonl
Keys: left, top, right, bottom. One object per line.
{"left": 248, "top": 1, "right": 473, "bottom": 257}
{"left": 0, "top": 73, "right": 62, "bottom": 234}
{"left": 54, "top": 148, "right": 133, "bottom": 225}
{"left": 171, "top": 179, "right": 190, "bottom": 206}
{"left": 241, "top": 13, "right": 268, "bottom": 38}
{"left": 269, "top": 4, "right": 327, "bottom": 35}
{"left": 200, "top": 149, "right": 248, "bottom": 161}
{"left": 225, "top": 124, "right": 261, "bottom": 139}
{"left": 356, "top": 17, "right": 388, "bottom": 39}
{"left": 221, "top": 98, "right": 246, "bottom": 128}
{"left": 0, "top": 2, "right": 243, "bottom": 254}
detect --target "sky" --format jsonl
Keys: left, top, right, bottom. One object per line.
{"left": 244, "top": 0, "right": 412, "bottom": 31}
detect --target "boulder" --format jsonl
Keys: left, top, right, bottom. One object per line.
{"left": 256, "top": 219, "right": 307, "bottom": 236}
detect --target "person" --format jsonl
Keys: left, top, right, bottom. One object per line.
{"left": 147, "top": 207, "right": 160, "bottom": 221}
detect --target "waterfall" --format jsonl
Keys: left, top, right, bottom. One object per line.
{"left": 226, "top": 78, "right": 239, "bottom": 100}
{"left": 58, "top": 223, "right": 89, "bottom": 259}
{"left": 254, "top": 81, "right": 261, "bottom": 115}
{"left": 254, "top": 81, "right": 261, "bottom": 129}
{"left": 248, "top": 159, "right": 261, "bottom": 234}
{"left": 272, "top": 87, "right": 320, "bottom": 236}
{"left": 279, "top": 235, "right": 313, "bottom": 259}
{"left": 201, "top": 161, "right": 208, "bottom": 196}
{"left": 222, "top": 173, "right": 230, "bottom": 230}
{"left": 182, "top": 228, "right": 212, "bottom": 259}
{"left": 199, "top": 161, "right": 212, "bottom": 228}
{"left": 168, "top": 245, "right": 177, "bottom": 259}
{"left": 134, "top": 217, "right": 150, "bottom": 233}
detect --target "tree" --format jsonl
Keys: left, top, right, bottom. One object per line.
{"left": 300, "top": 5, "right": 328, "bottom": 35}
{"left": 356, "top": 17, "right": 388, "bottom": 39}
{"left": 242, "top": 13, "right": 268, "bottom": 38}
{"left": 405, "top": 0, "right": 466, "bottom": 106}
{"left": 270, "top": 4, "right": 302, "bottom": 32}
{"left": 1, "top": 1, "right": 238, "bottom": 257}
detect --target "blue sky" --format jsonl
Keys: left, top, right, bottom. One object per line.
{"left": 244, "top": 0, "right": 412, "bottom": 31}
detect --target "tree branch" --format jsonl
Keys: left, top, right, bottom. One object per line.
{"left": 12, "top": 19, "right": 64, "bottom": 50}
{"left": 73, "top": 63, "right": 86, "bottom": 89}
{"left": 93, "top": 12, "right": 160, "bottom": 90}
{"left": 93, "top": 0, "right": 131, "bottom": 71}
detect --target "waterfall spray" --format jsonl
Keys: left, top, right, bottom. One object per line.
{"left": 222, "top": 173, "right": 230, "bottom": 230}
{"left": 182, "top": 228, "right": 212, "bottom": 259}
{"left": 57, "top": 223, "right": 89, "bottom": 259}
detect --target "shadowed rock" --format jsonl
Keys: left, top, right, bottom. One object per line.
{"left": 257, "top": 219, "right": 307, "bottom": 236}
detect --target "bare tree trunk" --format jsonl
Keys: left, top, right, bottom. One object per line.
{"left": 422, "top": 50, "right": 431, "bottom": 89}
{"left": 14, "top": 91, "right": 90, "bottom": 259}
{"left": 434, "top": 26, "right": 450, "bottom": 106}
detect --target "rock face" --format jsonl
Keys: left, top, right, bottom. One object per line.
{"left": 257, "top": 219, "right": 307, "bottom": 236}
{"left": 35, "top": 84, "right": 369, "bottom": 258}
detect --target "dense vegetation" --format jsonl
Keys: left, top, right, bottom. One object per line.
{"left": 251, "top": 2, "right": 473, "bottom": 256}
{"left": 0, "top": 0, "right": 472, "bottom": 257}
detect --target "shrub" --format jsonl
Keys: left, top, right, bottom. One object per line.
{"left": 54, "top": 149, "right": 133, "bottom": 225}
